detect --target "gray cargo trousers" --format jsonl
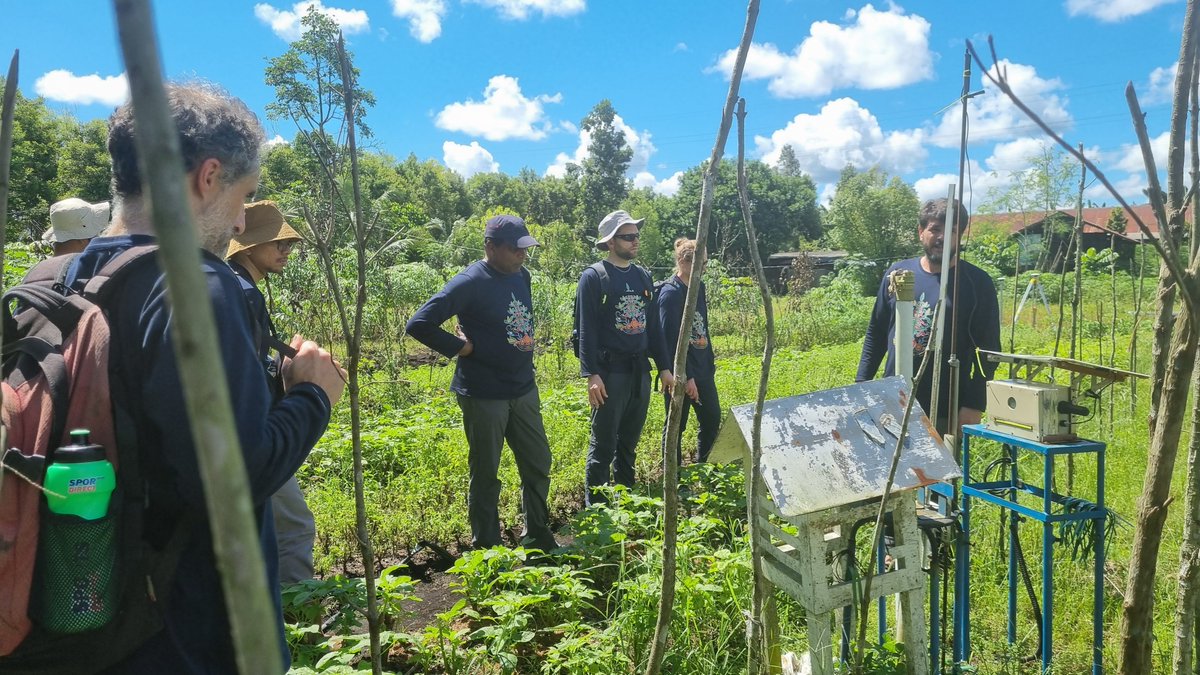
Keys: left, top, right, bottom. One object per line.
{"left": 456, "top": 387, "right": 556, "bottom": 552}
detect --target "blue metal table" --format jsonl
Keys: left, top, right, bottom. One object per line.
{"left": 956, "top": 424, "right": 1106, "bottom": 674}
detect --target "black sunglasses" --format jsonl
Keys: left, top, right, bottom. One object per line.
{"left": 613, "top": 233, "right": 640, "bottom": 242}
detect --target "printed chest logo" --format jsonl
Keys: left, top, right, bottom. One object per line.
{"left": 505, "top": 293, "right": 535, "bottom": 352}
{"left": 912, "top": 293, "right": 933, "bottom": 352}
{"left": 690, "top": 310, "right": 709, "bottom": 349}
{"left": 614, "top": 284, "right": 646, "bottom": 335}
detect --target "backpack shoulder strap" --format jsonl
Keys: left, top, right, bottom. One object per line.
{"left": 18, "top": 255, "right": 75, "bottom": 286}
{"left": 633, "top": 264, "right": 654, "bottom": 298}
{"left": 81, "top": 245, "right": 159, "bottom": 303}
{"left": 589, "top": 261, "right": 610, "bottom": 303}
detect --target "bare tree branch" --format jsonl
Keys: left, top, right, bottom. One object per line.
{"left": 644, "top": 2, "right": 760, "bottom": 673}
{"left": 966, "top": 38, "right": 1194, "bottom": 310}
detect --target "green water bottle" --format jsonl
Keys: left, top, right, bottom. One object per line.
{"left": 37, "top": 429, "right": 118, "bottom": 632}
{"left": 44, "top": 429, "right": 115, "bottom": 518}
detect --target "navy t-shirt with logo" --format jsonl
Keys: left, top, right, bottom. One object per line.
{"left": 656, "top": 276, "right": 716, "bottom": 381}
{"left": 406, "top": 260, "right": 537, "bottom": 400}
{"left": 576, "top": 260, "right": 670, "bottom": 377}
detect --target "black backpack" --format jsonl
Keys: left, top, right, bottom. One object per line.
{"left": 0, "top": 247, "right": 191, "bottom": 674}
{"left": 570, "top": 261, "right": 654, "bottom": 357}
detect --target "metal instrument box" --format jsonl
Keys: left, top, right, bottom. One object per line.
{"left": 985, "top": 379, "right": 1074, "bottom": 443}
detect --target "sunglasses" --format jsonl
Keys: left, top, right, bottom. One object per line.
{"left": 612, "top": 233, "right": 640, "bottom": 242}
{"left": 275, "top": 240, "right": 298, "bottom": 254}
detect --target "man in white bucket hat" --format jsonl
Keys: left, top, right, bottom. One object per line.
{"left": 43, "top": 197, "right": 110, "bottom": 256}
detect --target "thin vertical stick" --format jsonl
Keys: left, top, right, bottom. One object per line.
{"left": 337, "top": 34, "right": 381, "bottom": 675}
{"left": 854, "top": 310, "right": 939, "bottom": 674}
{"left": 644, "top": 2, "right": 760, "bottom": 673}
{"left": 1110, "top": 234, "right": 1118, "bottom": 429}
{"left": 0, "top": 51, "right": 16, "bottom": 270}
{"left": 0, "top": 50, "right": 17, "bottom": 471}
{"left": 112, "top": 1, "right": 281, "bottom": 673}
{"left": 736, "top": 97, "right": 779, "bottom": 675}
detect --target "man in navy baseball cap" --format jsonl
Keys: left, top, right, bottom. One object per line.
{"left": 406, "top": 213, "right": 557, "bottom": 552}
{"left": 484, "top": 214, "right": 540, "bottom": 249}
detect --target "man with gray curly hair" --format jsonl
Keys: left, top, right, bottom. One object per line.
{"left": 62, "top": 82, "right": 346, "bottom": 674}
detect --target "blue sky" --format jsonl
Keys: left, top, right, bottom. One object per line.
{"left": 0, "top": 0, "right": 1190, "bottom": 209}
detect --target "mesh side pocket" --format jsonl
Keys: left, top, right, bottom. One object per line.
{"left": 34, "top": 510, "right": 118, "bottom": 633}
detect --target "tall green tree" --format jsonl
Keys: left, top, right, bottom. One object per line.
{"left": 577, "top": 100, "right": 632, "bottom": 234}
{"left": 663, "top": 158, "right": 820, "bottom": 265}
{"left": 3, "top": 87, "right": 58, "bottom": 241}
{"left": 265, "top": 15, "right": 385, "bottom": 673}
{"left": 395, "top": 154, "right": 470, "bottom": 226}
{"left": 264, "top": 5, "right": 375, "bottom": 247}
{"left": 825, "top": 165, "right": 920, "bottom": 292}
{"left": 776, "top": 144, "right": 802, "bottom": 177}
{"left": 51, "top": 117, "right": 110, "bottom": 205}
{"left": 523, "top": 168, "right": 581, "bottom": 232}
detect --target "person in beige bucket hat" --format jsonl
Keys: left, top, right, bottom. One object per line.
{"left": 226, "top": 200, "right": 316, "bottom": 584}
{"left": 226, "top": 199, "right": 303, "bottom": 282}
{"left": 43, "top": 197, "right": 110, "bottom": 256}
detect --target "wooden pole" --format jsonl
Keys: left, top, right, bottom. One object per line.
{"left": 0, "top": 50, "right": 18, "bottom": 475}
{"left": 644, "top": 2, "right": 760, "bottom": 673}
{"left": 112, "top": 2, "right": 282, "bottom": 672}
{"left": 736, "top": 97, "right": 780, "bottom": 675}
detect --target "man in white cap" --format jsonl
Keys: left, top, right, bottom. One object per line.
{"left": 226, "top": 200, "right": 314, "bottom": 584}
{"left": 43, "top": 197, "right": 110, "bottom": 256}
{"left": 574, "top": 210, "right": 673, "bottom": 506}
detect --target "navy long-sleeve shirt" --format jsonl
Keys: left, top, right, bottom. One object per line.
{"left": 855, "top": 257, "right": 1001, "bottom": 415}
{"left": 230, "top": 259, "right": 285, "bottom": 402}
{"left": 656, "top": 276, "right": 716, "bottom": 381}
{"left": 575, "top": 261, "right": 670, "bottom": 377}
{"left": 66, "top": 234, "right": 332, "bottom": 675}
{"left": 405, "top": 260, "right": 537, "bottom": 400}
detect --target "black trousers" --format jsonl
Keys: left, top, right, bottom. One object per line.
{"left": 661, "top": 375, "right": 722, "bottom": 464}
{"left": 585, "top": 369, "right": 651, "bottom": 506}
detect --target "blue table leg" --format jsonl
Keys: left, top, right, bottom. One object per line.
{"left": 1094, "top": 447, "right": 1106, "bottom": 675}
{"left": 930, "top": 557, "right": 941, "bottom": 673}
{"left": 957, "top": 434, "right": 972, "bottom": 665}
{"left": 1043, "top": 452, "right": 1054, "bottom": 674}
{"left": 1008, "top": 444, "right": 1017, "bottom": 648}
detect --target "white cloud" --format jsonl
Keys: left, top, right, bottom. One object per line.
{"left": 931, "top": 60, "right": 1071, "bottom": 147}
{"left": 1111, "top": 130, "right": 1169, "bottom": 174}
{"left": 443, "top": 140, "right": 500, "bottom": 178}
{"left": 633, "top": 170, "right": 683, "bottom": 197}
{"left": 34, "top": 70, "right": 128, "bottom": 106}
{"left": 264, "top": 134, "right": 289, "bottom": 148}
{"left": 390, "top": 0, "right": 446, "bottom": 43}
{"left": 463, "top": 0, "right": 585, "bottom": 20}
{"left": 545, "top": 113, "right": 656, "bottom": 177}
{"left": 1144, "top": 62, "right": 1178, "bottom": 105}
{"left": 254, "top": 1, "right": 370, "bottom": 41}
{"left": 753, "top": 98, "right": 926, "bottom": 187}
{"left": 1065, "top": 0, "right": 1178, "bottom": 22}
{"left": 674, "top": 42, "right": 689, "bottom": 52}
{"left": 709, "top": 4, "right": 933, "bottom": 98}
{"left": 916, "top": 138, "right": 1110, "bottom": 210}
{"left": 435, "top": 75, "right": 562, "bottom": 141}
{"left": 985, "top": 138, "right": 1058, "bottom": 174}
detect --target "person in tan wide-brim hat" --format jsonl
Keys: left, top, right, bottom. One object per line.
{"left": 226, "top": 200, "right": 303, "bottom": 280}
{"left": 226, "top": 199, "right": 315, "bottom": 584}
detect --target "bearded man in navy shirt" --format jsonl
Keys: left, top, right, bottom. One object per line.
{"left": 856, "top": 198, "right": 1001, "bottom": 434}
{"left": 406, "top": 215, "right": 557, "bottom": 552}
